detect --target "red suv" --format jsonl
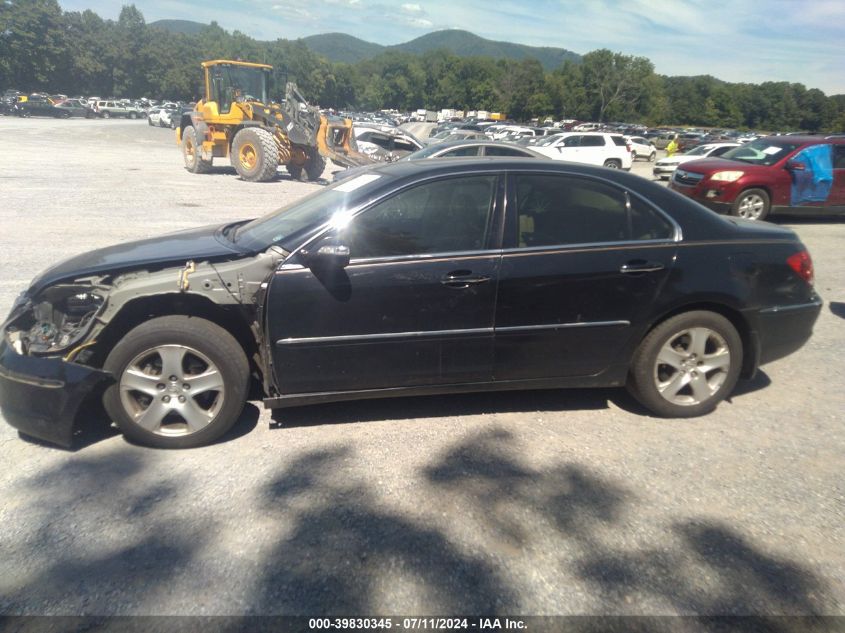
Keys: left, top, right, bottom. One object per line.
{"left": 668, "top": 135, "right": 845, "bottom": 220}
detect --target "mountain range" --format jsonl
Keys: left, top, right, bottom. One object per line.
{"left": 148, "top": 21, "right": 581, "bottom": 70}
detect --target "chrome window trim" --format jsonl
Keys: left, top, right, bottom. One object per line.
{"left": 288, "top": 169, "right": 507, "bottom": 262}
{"left": 496, "top": 321, "right": 630, "bottom": 333}
{"left": 280, "top": 166, "right": 684, "bottom": 270}
{"left": 507, "top": 169, "right": 683, "bottom": 246}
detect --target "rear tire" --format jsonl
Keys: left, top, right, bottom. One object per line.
{"left": 627, "top": 311, "right": 742, "bottom": 418}
{"left": 231, "top": 127, "right": 279, "bottom": 182}
{"left": 731, "top": 188, "right": 770, "bottom": 221}
{"left": 182, "top": 126, "right": 212, "bottom": 174}
{"left": 103, "top": 316, "right": 249, "bottom": 449}
{"left": 649, "top": 151, "right": 656, "bottom": 162}
{"left": 603, "top": 159, "right": 621, "bottom": 169}
{"left": 129, "top": 112, "right": 137, "bottom": 119}
{"left": 147, "top": 116, "right": 154, "bottom": 126}
{"left": 102, "top": 111, "right": 110, "bottom": 119}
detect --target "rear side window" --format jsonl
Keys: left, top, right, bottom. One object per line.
{"left": 485, "top": 146, "right": 532, "bottom": 157}
{"left": 610, "top": 136, "right": 627, "bottom": 147}
{"left": 513, "top": 174, "right": 674, "bottom": 247}
{"left": 440, "top": 147, "right": 481, "bottom": 157}
{"left": 581, "top": 136, "right": 606, "bottom": 147}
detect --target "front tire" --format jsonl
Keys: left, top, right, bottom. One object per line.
{"left": 182, "top": 126, "right": 212, "bottom": 174}
{"left": 304, "top": 149, "right": 326, "bottom": 181}
{"left": 731, "top": 188, "right": 770, "bottom": 221}
{"left": 102, "top": 316, "right": 249, "bottom": 448}
{"left": 231, "top": 127, "right": 278, "bottom": 182}
{"left": 102, "top": 111, "right": 110, "bottom": 119}
{"left": 627, "top": 311, "right": 742, "bottom": 418}
{"left": 648, "top": 151, "right": 656, "bottom": 162}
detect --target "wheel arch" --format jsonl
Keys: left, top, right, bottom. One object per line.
{"left": 641, "top": 301, "right": 758, "bottom": 379}
{"left": 90, "top": 294, "right": 262, "bottom": 387}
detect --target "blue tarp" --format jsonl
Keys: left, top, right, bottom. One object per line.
{"left": 791, "top": 144, "right": 833, "bottom": 206}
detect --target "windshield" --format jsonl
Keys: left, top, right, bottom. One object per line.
{"left": 234, "top": 173, "right": 389, "bottom": 250}
{"left": 720, "top": 139, "right": 799, "bottom": 166}
{"left": 535, "top": 134, "right": 565, "bottom": 147}
{"left": 684, "top": 144, "right": 714, "bottom": 156}
{"left": 211, "top": 64, "right": 269, "bottom": 114}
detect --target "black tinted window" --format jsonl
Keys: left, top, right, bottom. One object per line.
{"left": 346, "top": 176, "right": 496, "bottom": 258}
{"left": 581, "top": 136, "right": 606, "bottom": 147}
{"left": 514, "top": 174, "right": 673, "bottom": 246}
{"left": 610, "top": 136, "right": 627, "bottom": 146}
{"left": 440, "top": 146, "right": 481, "bottom": 157}
{"left": 485, "top": 146, "right": 531, "bottom": 157}
{"left": 833, "top": 145, "right": 845, "bottom": 169}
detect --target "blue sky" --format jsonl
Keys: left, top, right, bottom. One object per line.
{"left": 58, "top": 0, "right": 845, "bottom": 95}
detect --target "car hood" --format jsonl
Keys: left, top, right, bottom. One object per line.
{"left": 28, "top": 223, "right": 244, "bottom": 295}
{"left": 676, "top": 157, "right": 751, "bottom": 174}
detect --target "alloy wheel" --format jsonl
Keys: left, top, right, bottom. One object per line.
{"left": 653, "top": 327, "right": 731, "bottom": 406}
{"left": 118, "top": 344, "right": 225, "bottom": 437}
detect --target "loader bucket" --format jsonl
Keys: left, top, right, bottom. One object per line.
{"left": 317, "top": 116, "right": 375, "bottom": 169}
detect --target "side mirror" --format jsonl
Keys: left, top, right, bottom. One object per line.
{"left": 307, "top": 242, "right": 350, "bottom": 268}
{"left": 786, "top": 160, "right": 806, "bottom": 171}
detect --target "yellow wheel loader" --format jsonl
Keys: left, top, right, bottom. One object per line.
{"left": 175, "top": 60, "right": 372, "bottom": 182}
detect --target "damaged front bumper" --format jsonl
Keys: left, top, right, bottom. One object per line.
{"left": 0, "top": 339, "right": 113, "bottom": 447}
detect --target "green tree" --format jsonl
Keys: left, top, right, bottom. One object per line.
{"left": 581, "top": 49, "right": 654, "bottom": 121}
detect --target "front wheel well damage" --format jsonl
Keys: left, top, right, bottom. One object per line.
{"left": 88, "top": 294, "right": 263, "bottom": 389}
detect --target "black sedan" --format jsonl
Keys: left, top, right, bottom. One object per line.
{"left": 0, "top": 159, "right": 822, "bottom": 448}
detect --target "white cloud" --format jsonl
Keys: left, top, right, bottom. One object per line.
{"left": 401, "top": 3, "right": 422, "bottom": 11}
{"left": 407, "top": 17, "right": 433, "bottom": 28}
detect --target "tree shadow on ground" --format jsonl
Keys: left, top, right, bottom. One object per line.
{"left": 423, "top": 429, "right": 835, "bottom": 626}
{"left": 3, "top": 427, "right": 837, "bottom": 623}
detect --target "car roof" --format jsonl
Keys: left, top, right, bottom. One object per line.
{"left": 757, "top": 134, "right": 844, "bottom": 145}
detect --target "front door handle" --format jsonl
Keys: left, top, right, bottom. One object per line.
{"left": 620, "top": 260, "right": 665, "bottom": 274}
{"left": 441, "top": 271, "right": 491, "bottom": 288}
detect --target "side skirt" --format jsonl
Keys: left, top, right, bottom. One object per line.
{"left": 263, "top": 366, "right": 629, "bottom": 409}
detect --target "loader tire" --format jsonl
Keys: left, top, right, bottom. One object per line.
{"left": 232, "top": 128, "right": 278, "bottom": 182}
{"left": 286, "top": 164, "right": 303, "bottom": 181}
{"left": 304, "top": 150, "right": 327, "bottom": 181}
{"left": 182, "top": 126, "right": 212, "bottom": 174}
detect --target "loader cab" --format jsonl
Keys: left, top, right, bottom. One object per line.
{"left": 203, "top": 61, "right": 272, "bottom": 114}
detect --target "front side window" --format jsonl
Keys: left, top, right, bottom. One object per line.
{"left": 514, "top": 174, "right": 674, "bottom": 247}
{"left": 344, "top": 176, "right": 497, "bottom": 258}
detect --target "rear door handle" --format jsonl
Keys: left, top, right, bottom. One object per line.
{"left": 441, "top": 271, "right": 491, "bottom": 288}
{"left": 620, "top": 260, "right": 665, "bottom": 274}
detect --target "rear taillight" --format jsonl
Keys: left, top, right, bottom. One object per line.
{"left": 787, "top": 250, "right": 814, "bottom": 285}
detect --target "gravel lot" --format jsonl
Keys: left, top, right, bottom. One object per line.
{"left": 0, "top": 118, "right": 843, "bottom": 618}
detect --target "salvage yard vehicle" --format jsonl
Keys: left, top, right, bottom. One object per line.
{"left": 176, "top": 59, "right": 371, "bottom": 182}
{"left": 531, "top": 132, "right": 633, "bottom": 170}
{"left": 669, "top": 135, "right": 845, "bottom": 220}
{"left": 653, "top": 142, "right": 740, "bottom": 179}
{"left": 93, "top": 100, "right": 143, "bottom": 119}
{"left": 54, "top": 99, "right": 95, "bottom": 118}
{"left": 0, "top": 159, "right": 822, "bottom": 449}
{"left": 14, "top": 95, "right": 70, "bottom": 118}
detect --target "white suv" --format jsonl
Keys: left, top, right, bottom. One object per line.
{"left": 531, "top": 132, "right": 633, "bottom": 170}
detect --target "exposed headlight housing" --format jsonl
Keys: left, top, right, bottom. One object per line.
{"left": 710, "top": 170, "right": 744, "bottom": 182}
